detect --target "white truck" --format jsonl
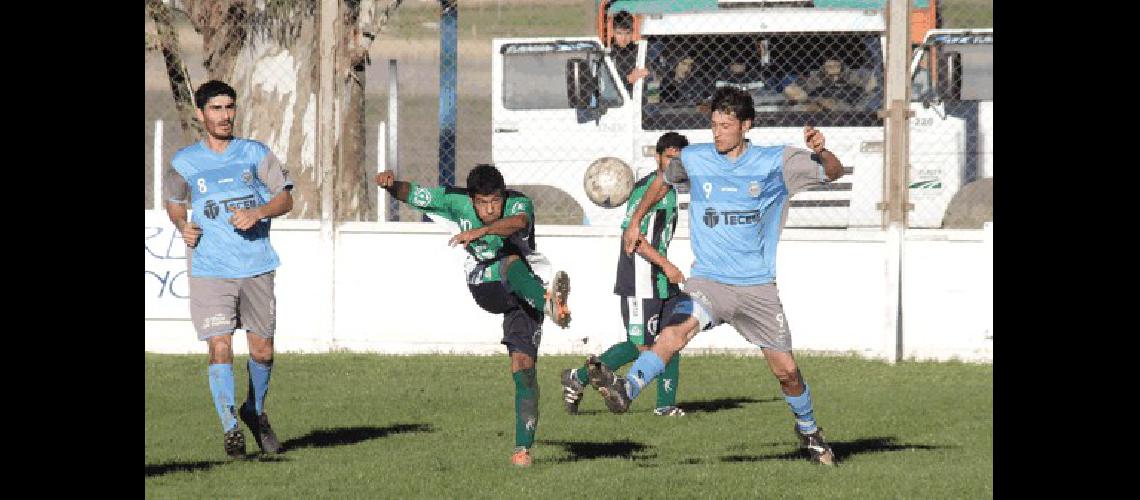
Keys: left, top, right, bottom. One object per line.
{"left": 490, "top": 1, "right": 992, "bottom": 228}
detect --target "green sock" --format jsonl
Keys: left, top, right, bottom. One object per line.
{"left": 656, "top": 352, "right": 680, "bottom": 408}
{"left": 504, "top": 259, "right": 546, "bottom": 312}
{"left": 600, "top": 341, "right": 641, "bottom": 370}
{"left": 513, "top": 368, "right": 539, "bottom": 449}
{"left": 576, "top": 341, "right": 641, "bottom": 384}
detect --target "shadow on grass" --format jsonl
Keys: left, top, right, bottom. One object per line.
{"left": 146, "top": 423, "right": 434, "bottom": 478}
{"left": 538, "top": 439, "right": 656, "bottom": 463}
{"left": 718, "top": 436, "right": 946, "bottom": 463}
{"left": 678, "top": 396, "right": 780, "bottom": 414}
{"left": 282, "top": 423, "right": 435, "bottom": 451}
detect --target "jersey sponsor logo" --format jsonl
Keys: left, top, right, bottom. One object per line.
{"left": 510, "top": 201, "right": 526, "bottom": 215}
{"left": 411, "top": 187, "right": 432, "bottom": 207}
{"left": 749, "top": 180, "right": 761, "bottom": 197}
{"left": 204, "top": 200, "right": 221, "bottom": 219}
{"left": 221, "top": 195, "right": 258, "bottom": 214}
{"left": 703, "top": 207, "right": 719, "bottom": 227}
{"left": 703, "top": 208, "right": 761, "bottom": 227}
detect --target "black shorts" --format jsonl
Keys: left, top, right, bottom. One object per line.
{"left": 469, "top": 281, "right": 542, "bottom": 358}
{"left": 619, "top": 295, "right": 684, "bottom": 346}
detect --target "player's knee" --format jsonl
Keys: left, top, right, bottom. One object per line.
{"left": 207, "top": 336, "right": 233, "bottom": 363}
{"left": 773, "top": 368, "right": 801, "bottom": 388}
{"left": 510, "top": 351, "right": 535, "bottom": 371}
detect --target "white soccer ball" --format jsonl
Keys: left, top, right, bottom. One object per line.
{"left": 583, "top": 157, "right": 634, "bottom": 208}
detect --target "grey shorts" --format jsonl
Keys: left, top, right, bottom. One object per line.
{"left": 188, "top": 271, "right": 277, "bottom": 341}
{"left": 677, "top": 277, "right": 792, "bottom": 352}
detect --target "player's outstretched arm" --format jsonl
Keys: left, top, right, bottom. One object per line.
{"left": 634, "top": 235, "right": 685, "bottom": 284}
{"left": 375, "top": 170, "right": 412, "bottom": 203}
{"left": 448, "top": 213, "right": 529, "bottom": 247}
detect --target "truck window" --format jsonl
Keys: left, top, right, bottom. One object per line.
{"left": 952, "top": 42, "right": 992, "bottom": 101}
{"left": 502, "top": 43, "right": 623, "bottom": 110}
{"left": 643, "top": 33, "right": 884, "bottom": 130}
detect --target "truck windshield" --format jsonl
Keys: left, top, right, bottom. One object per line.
{"left": 642, "top": 33, "right": 884, "bottom": 130}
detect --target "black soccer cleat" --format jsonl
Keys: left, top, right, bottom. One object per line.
{"left": 561, "top": 368, "right": 586, "bottom": 415}
{"left": 585, "top": 355, "right": 631, "bottom": 414}
{"left": 240, "top": 402, "right": 283, "bottom": 454}
{"left": 795, "top": 426, "right": 837, "bottom": 466}
{"left": 223, "top": 427, "right": 247, "bottom": 459}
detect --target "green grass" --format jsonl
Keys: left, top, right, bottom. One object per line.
{"left": 145, "top": 353, "right": 993, "bottom": 498}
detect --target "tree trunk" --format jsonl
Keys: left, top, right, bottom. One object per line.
{"left": 167, "top": 0, "right": 402, "bottom": 220}
{"left": 146, "top": 0, "right": 204, "bottom": 144}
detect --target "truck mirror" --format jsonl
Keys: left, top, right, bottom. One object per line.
{"left": 566, "top": 58, "right": 597, "bottom": 109}
{"left": 937, "top": 51, "right": 963, "bottom": 103}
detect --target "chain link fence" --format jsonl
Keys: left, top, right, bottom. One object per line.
{"left": 145, "top": 0, "right": 992, "bottom": 228}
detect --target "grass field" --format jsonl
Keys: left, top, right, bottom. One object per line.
{"left": 145, "top": 353, "right": 993, "bottom": 498}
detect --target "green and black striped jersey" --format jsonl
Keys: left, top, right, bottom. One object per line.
{"left": 613, "top": 172, "right": 679, "bottom": 298}
{"left": 406, "top": 182, "right": 535, "bottom": 283}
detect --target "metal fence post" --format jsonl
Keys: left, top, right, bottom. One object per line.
{"left": 319, "top": 0, "right": 338, "bottom": 350}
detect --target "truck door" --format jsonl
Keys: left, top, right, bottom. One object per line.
{"left": 491, "top": 38, "right": 632, "bottom": 224}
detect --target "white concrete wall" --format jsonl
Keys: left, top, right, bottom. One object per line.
{"left": 145, "top": 211, "right": 992, "bottom": 362}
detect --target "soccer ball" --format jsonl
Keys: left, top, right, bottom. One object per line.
{"left": 583, "top": 157, "right": 634, "bottom": 208}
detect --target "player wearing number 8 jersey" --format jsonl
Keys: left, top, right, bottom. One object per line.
{"left": 164, "top": 80, "right": 294, "bottom": 459}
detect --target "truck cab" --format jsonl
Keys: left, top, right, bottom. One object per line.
{"left": 491, "top": 1, "right": 990, "bottom": 228}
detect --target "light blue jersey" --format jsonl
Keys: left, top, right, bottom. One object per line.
{"left": 167, "top": 138, "right": 293, "bottom": 278}
{"left": 681, "top": 141, "right": 826, "bottom": 285}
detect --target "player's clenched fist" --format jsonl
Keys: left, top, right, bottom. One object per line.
{"left": 374, "top": 170, "right": 396, "bottom": 187}
{"left": 804, "top": 125, "right": 826, "bottom": 154}
{"left": 181, "top": 221, "right": 202, "bottom": 248}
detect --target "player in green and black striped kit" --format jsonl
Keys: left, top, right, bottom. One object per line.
{"left": 561, "top": 132, "right": 689, "bottom": 416}
{"left": 376, "top": 164, "right": 571, "bottom": 468}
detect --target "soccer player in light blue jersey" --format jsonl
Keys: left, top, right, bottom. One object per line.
{"left": 590, "top": 86, "right": 844, "bottom": 465}
{"left": 163, "top": 80, "right": 294, "bottom": 459}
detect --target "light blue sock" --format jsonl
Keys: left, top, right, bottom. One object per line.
{"left": 208, "top": 363, "right": 238, "bottom": 432}
{"left": 245, "top": 359, "right": 273, "bottom": 415}
{"left": 784, "top": 383, "right": 818, "bottom": 434}
{"left": 624, "top": 351, "right": 666, "bottom": 400}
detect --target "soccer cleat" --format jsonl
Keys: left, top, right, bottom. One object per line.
{"left": 544, "top": 270, "right": 571, "bottom": 328}
{"left": 560, "top": 368, "right": 586, "bottom": 415}
{"left": 511, "top": 447, "right": 533, "bottom": 467}
{"left": 653, "top": 405, "right": 686, "bottom": 416}
{"left": 223, "top": 427, "right": 247, "bottom": 459}
{"left": 586, "top": 355, "right": 631, "bottom": 414}
{"left": 795, "top": 426, "right": 837, "bottom": 465}
{"left": 240, "top": 402, "right": 283, "bottom": 454}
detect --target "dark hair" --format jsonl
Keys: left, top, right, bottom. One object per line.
{"left": 194, "top": 80, "right": 237, "bottom": 109}
{"left": 710, "top": 86, "right": 755, "bottom": 123}
{"left": 613, "top": 10, "right": 634, "bottom": 31}
{"left": 466, "top": 163, "right": 505, "bottom": 196}
{"left": 656, "top": 132, "right": 689, "bottom": 154}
